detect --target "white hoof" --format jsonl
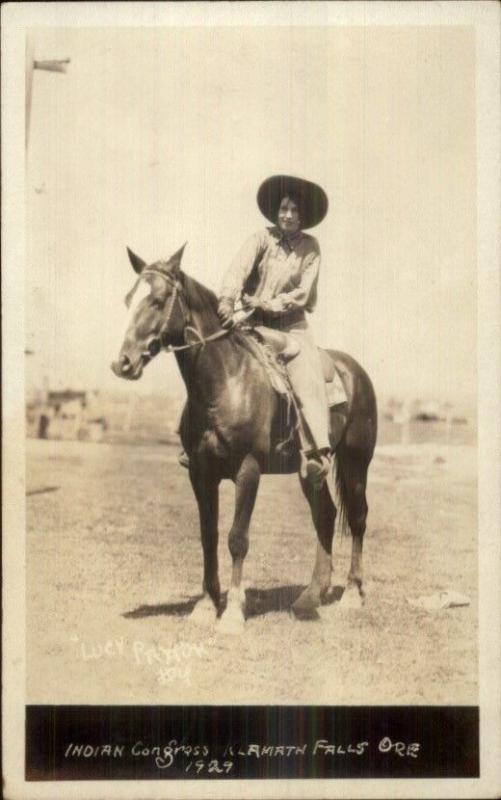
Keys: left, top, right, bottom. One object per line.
{"left": 190, "top": 595, "right": 217, "bottom": 627}
{"left": 338, "top": 584, "right": 365, "bottom": 610}
{"left": 218, "top": 589, "right": 245, "bottom": 635}
{"left": 217, "top": 607, "right": 245, "bottom": 636}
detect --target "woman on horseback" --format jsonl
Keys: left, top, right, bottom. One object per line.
{"left": 217, "top": 174, "right": 331, "bottom": 484}
{"left": 115, "top": 192, "right": 376, "bottom": 621}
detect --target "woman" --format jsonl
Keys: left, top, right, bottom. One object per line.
{"left": 217, "top": 174, "right": 331, "bottom": 485}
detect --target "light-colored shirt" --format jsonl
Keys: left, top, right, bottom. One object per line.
{"left": 220, "top": 226, "right": 320, "bottom": 315}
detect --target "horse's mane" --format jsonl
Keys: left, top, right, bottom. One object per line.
{"left": 179, "top": 271, "right": 263, "bottom": 361}
{"left": 180, "top": 271, "right": 219, "bottom": 316}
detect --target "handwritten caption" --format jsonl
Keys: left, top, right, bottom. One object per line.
{"left": 64, "top": 736, "right": 421, "bottom": 773}
{"left": 65, "top": 636, "right": 422, "bottom": 773}
{"left": 68, "top": 635, "right": 215, "bottom": 686}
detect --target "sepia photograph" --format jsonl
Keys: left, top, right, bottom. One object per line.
{"left": 2, "top": 2, "right": 500, "bottom": 799}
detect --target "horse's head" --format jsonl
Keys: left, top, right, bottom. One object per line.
{"left": 111, "top": 243, "right": 187, "bottom": 380}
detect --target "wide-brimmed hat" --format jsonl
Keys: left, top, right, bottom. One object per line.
{"left": 257, "top": 174, "right": 328, "bottom": 229}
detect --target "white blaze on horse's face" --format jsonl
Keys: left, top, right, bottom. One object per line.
{"left": 111, "top": 244, "right": 188, "bottom": 381}
{"left": 112, "top": 277, "right": 165, "bottom": 381}
{"left": 125, "top": 280, "right": 152, "bottom": 326}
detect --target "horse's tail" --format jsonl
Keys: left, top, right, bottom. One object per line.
{"left": 333, "top": 451, "right": 350, "bottom": 537}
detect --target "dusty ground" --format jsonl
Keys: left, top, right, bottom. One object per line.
{"left": 26, "top": 437, "right": 477, "bottom": 705}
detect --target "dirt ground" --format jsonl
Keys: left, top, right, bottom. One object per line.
{"left": 26, "top": 437, "right": 478, "bottom": 705}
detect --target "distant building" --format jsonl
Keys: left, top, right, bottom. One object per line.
{"left": 383, "top": 397, "right": 411, "bottom": 424}
{"left": 26, "top": 389, "right": 107, "bottom": 442}
{"left": 413, "top": 399, "right": 442, "bottom": 422}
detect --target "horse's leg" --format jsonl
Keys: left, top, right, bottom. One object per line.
{"left": 337, "top": 449, "right": 370, "bottom": 609}
{"left": 292, "top": 477, "right": 336, "bottom": 619}
{"left": 189, "top": 466, "right": 221, "bottom": 625}
{"left": 219, "top": 454, "right": 261, "bottom": 634}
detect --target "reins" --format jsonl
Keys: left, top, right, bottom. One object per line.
{"left": 164, "top": 327, "right": 230, "bottom": 353}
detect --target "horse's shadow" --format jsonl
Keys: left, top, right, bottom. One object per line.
{"left": 123, "top": 584, "right": 344, "bottom": 620}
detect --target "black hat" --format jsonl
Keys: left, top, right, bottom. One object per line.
{"left": 257, "top": 174, "right": 328, "bottom": 229}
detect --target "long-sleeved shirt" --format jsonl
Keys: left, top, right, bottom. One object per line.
{"left": 220, "top": 226, "right": 320, "bottom": 316}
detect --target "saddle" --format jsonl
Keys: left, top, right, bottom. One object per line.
{"left": 240, "top": 327, "right": 293, "bottom": 398}
{"left": 243, "top": 325, "right": 347, "bottom": 407}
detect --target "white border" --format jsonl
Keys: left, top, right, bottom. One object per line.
{"left": 2, "top": 2, "right": 500, "bottom": 799}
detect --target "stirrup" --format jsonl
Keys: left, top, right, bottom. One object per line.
{"left": 301, "top": 451, "right": 332, "bottom": 487}
{"left": 178, "top": 450, "right": 190, "bottom": 469}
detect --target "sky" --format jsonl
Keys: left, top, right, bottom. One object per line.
{"left": 25, "top": 25, "right": 477, "bottom": 405}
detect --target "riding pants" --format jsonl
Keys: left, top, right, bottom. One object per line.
{"left": 281, "top": 319, "right": 331, "bottom": 453}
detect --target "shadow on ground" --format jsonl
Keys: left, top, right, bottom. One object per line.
{"left": 26, "top": 486, "right": 60, "bottom": 497}
{"left": 123, "top": 584, "right": 345, "bottom": 620}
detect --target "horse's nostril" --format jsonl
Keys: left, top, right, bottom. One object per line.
{"left": 120, "top": 355, "right": 132, "bottom": 374}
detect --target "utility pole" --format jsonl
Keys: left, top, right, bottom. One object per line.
{"left": 25, "top": 35, "right": 70, "bottom": 150}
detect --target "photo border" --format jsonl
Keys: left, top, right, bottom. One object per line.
{"left": 2, "top": 2, "right": 500, "bottom": 798}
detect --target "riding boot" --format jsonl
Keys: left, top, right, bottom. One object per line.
{"left": 178, "top": 450, "right": 190, "bottom": 469}
{"left": 293, "top": 398, "right": 331, "bottom": 487}
{"left": 300, "top": 447, "right": 332, "bottom": 487}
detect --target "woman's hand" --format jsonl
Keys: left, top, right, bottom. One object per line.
{"left": 242, "top": 293, "right": 262, "bottom": 309}
{"left": 243, "top": 293, "right": 278, "bottom": 315}
{"left": 217, "top": 298, "right": 235, "bottom": 328}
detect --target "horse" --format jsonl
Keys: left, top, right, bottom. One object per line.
{"left": 111, "top": 244, "right": 377, "bottom": 633}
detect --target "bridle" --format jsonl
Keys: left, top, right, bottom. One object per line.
{"left": 133, "top": 267, "right": 230, "bottom": 358}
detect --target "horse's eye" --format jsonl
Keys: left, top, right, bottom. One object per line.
{"left": 147, "top": 338, "right": 161, "bottom": 357}
{"left": 150, "top": 296, "right": 163, "bottom": 310}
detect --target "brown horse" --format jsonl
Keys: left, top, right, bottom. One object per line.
{"left": 112, "top": 245, "right": 377, "bottom": 633}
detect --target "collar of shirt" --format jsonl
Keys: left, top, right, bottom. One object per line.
{"left": 270, "top": 227, "right": 304, "bottom": 253}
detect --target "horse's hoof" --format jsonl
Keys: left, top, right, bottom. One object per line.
{"left": 291, "top": 590, "right": 320, "bottom": 620}
{"left": 190, "top": 596, "right": 217, "bottom": 627}
{"left": 338, "top": 584, "right": 365, "bottom": 610}
{"left": 217, "top": 607, "right": 245, "bottom": 636}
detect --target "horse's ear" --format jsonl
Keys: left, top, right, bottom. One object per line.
{"left": 166, "top": 241, "right": 187, "bottom": 275}
{"left": 127, "top": 247, "right": 146, "bottom": 275}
